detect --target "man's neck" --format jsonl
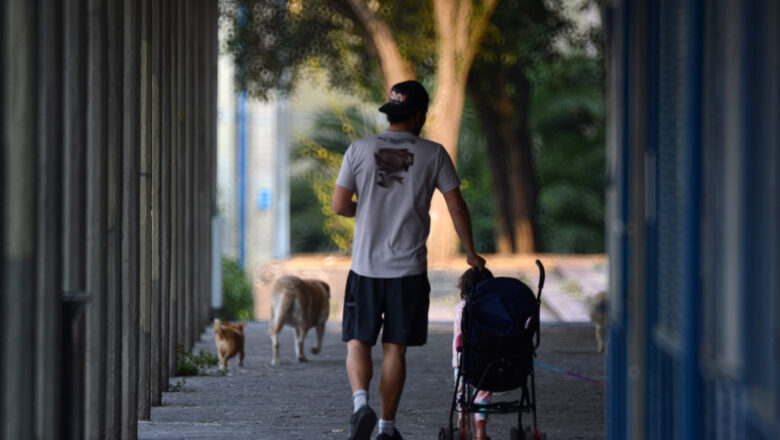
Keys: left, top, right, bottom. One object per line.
{"left": 387, "top": 121, "right": 418, "bottom": 134}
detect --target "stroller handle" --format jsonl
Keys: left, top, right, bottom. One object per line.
{"left": 534, "top": 260, "right": 545, "bottom": 350}
{"left": 535, "top": 259, "right": 545, "bottom": 300}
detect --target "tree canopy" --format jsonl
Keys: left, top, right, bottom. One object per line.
{"left": 223, "top": 0, "right": 606, "bottom": 256}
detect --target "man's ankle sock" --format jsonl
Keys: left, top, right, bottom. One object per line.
{"left": 378, "top": 419, "right": 395, "bottom": 435}
{"left": 352, "top": 390, "right": 368, "bottom": 413}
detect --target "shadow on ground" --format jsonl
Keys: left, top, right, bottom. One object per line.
{"left": 139, "top": 321, "right": 605, "bottom": 439}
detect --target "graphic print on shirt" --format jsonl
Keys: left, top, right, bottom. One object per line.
{"left": 374, "top": 148, "right": 414, "bottom": 188}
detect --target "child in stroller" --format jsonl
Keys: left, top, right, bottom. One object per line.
{"left": 453, "top": 268, "right": 495, "bottom": 440}
{"left": 440, "top": 260, "right": 546, "bottom": 440}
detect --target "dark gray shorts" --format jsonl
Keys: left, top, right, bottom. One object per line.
{"left": 341, "top": 270, "right": 430, "bottom": 346}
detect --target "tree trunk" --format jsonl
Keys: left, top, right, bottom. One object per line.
{"left": 467, "top": 65, "right": 539, "bottom": 253}
{"left": 506, "top": 67, "right": 539, "bottom": 253}
{"left": 424, "top": 0, "right": 496, "bottom": 263}
{"left": 467, "top": 75, "right": 514, "bottom": 253}
{"left": 425, "top": 75, "right": 467, "bottom": 262}
{"left": 333, "top": 0, "right": 497, "bottom": 262}
{"left": 331, "top": 0, "right": 415, "bottom": 90}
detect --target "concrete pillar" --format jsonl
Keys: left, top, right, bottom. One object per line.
{"left": 85, "top": 0, "right": 109, "bottom": 436}
{"left": 34, "top": 1, "right": 63, "bottom": 439}
{"left": 197, "top": 0, "right": 211, "bottom": 332}
{"left": 208, "top": 0, "right": 219, "bottom": 321}
{"left": 169, "top": 0, "right": 182, "bottom": 375}
{"left": 121, "top": 0, "right": 140, "bottom": 437}
{"left": 183, "top": 1, "right": 194, "bottom": 350}
{"left": 2, "top": 2, "right": 36, "bottom": 438}
{"left": 104, "top": 0, "right": 124, "bottom": 437}
{"left": 137, "top": 0, "right": 152, "bottom": 421}
{"left": 149, "top": 0, "right": 162, "bottom": 407}
{"left": 191, "top": 0, "right": 202, "bottom": 341}
{"left": 159, "top": 0, "right": 172, "bottom": 393}
{"left": 175, "top": 0, "right": 186, "bottom": 353}
{"left": 274, "top": 98, "right": 291, "bottom": 259}
{"left": 0, "top": 0, "right": 4, "bottom": 433}
{"left": 62, "top": 0, "right": 88, "bottom": 437}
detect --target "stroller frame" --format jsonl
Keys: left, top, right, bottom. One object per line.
{"left": 441, "top": 260, "right": 546, "bottom": 440}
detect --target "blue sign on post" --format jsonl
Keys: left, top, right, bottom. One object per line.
{"left": 257, "top": 189, "right": 272, "bottom": 211}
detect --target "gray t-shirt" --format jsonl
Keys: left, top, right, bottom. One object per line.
{"left": 336, "top": 130, "right": 461, "bottom": 278}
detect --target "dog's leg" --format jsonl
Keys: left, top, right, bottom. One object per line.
{"left": 270, "top": 332, "right": 280, "bottom": 366}
{"left": 239, "top": 347, "right": 245, "bottom": 366}
{"left": 311, "top": 323, "right": 325, "bottom": 355}
{"left": 294, "top": 327, "right": 309, "bottom": 363}
{"left": 269, "top": 308, "right": 283, "bottom": 366}
{"left": 218, "top": 349, "right": 226, "bottom": 370}
{"left": 596, "top": 324, "right": 605, "bottom": 353}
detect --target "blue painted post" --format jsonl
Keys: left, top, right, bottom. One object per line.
{"left": 682, "top": 1, "right": 703, "bottom": 439}
{"left": 237, "top": 91, "right": 247, "bottom": 270}
{"left": 607, "top": 1, "right": 632, "bottom": 438}
{"left": 643, "top": 0, "right": 660, "bottom": 437}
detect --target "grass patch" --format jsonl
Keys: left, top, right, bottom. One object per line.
{"left": 169, "top": 378, "right": 187, "bottom": 392}
{"left": 176, "top": 346, "right": 219, "bottom": 376}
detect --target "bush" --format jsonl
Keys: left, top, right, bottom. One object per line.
{"left": 176, "top": 346, "right": 220, "bottom": 376}
{"left": 219, "top": 258, "right": 254, "bottom": 321}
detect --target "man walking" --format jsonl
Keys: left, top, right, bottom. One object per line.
{"left": 332, "top": 80, "right": 486, "bottom": 440}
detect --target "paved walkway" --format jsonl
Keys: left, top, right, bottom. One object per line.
{"left": 139, "top": 321, "right": 605, "bottom": 440}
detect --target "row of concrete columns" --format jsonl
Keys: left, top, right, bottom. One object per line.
{"left": 1, "top": 0, "right": 218, "bottom": 438}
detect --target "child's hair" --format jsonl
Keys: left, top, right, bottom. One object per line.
{"left": 458, "top": 267, "right": 494, "bottom": 300}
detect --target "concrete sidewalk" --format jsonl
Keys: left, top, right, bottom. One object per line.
{"left": 139, "top": 321, "right": 605, "bottom": 440}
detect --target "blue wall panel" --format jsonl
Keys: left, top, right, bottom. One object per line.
{"left": 607, "top": 0, "right": 778, "bottom": 438}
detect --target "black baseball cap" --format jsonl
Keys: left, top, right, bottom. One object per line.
{"left": 378, "top": 80, "right": 429, "bottom": 117}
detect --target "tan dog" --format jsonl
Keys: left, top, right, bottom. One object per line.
{"left": 213, "top": 319, "right": 246, "bottom": 369}
{"left": 589, "top": 291, "right": 607, "bottom": 353}
{"left": 269, "top": 275, "right": 330, "bottom": 365}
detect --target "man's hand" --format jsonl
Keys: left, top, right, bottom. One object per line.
{"left": 467, "top": 253, "right": 486, "bottom": 270}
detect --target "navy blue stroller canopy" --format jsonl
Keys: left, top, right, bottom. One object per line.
{"left": 460, "top": 277, "right": 539, "bottom": 392}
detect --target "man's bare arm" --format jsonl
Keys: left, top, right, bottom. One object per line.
{"left": 332, "top": 185, "right": 357, "bottom": 218}
{"left": 442, "top": 188, "right": 486, "bottom": 269}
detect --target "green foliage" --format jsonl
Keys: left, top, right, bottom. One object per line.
{"left": 176, "top": 346, "right": 219, "bottom": 377}
{"left": 532, "top": 53, "right": 606, "bottom": 253}
{"left": 221, "top": 0, "right": 430, "bottom": 102}
{"left": 242, "top": 0, "right": 607, "bottom": 254}
{"left": 169, "top": 378, "right": 187, "bottom": 392}
{"left": 219, "top": 259, "right": 254, "bottom": 321}
{"left": 290, "top": 105, "right": 382, "bottom": 253}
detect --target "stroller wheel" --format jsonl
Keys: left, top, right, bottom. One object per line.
{"left": 438, "top": 426, "right": 454, "bottom": 440}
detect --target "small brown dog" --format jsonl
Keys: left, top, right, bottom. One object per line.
{"left": 213, "top": 319, "right": 246, "bottom": 369}
{"left": 269, "top": 275, "right": 330, "bottom": 365}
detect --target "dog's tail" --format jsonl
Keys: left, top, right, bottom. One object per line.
{"left": 269, "top": 293, "right": 294, "bottom": 336}
{"left": 213, "top": 318, "right": 223, "bottom": 336}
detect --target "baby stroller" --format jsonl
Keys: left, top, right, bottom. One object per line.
{"left": 439, "top": 260, "right": 546, "bottom": 440}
